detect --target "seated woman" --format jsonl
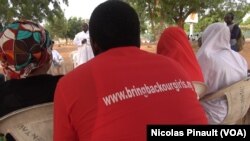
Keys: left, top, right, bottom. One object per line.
{"left": 157, "top": 26, "right": 206, "bottom": 98}
{"left": 196, "top": 22, "right": 248, "bottom": 124}
{"left": 0, "top": 20, "right": 63, "bottom": 117}
{"left": 49, "top": 41, "right": 65, "bottom": 75}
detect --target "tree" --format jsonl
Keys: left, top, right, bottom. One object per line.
{"left": 0, "top": 0, "right": 68, "bottom": 27}
{"left": 45, "top": 16, "right": 88, "bottom": 44}
{"left": 66, "top": 17, "right": 86, "bottom": 40}
{"left": 241, "top": 16, "right": 250, "bottom": 30}
{"left": 245, "top": 17, "right": 250, "bottom": 24}
{"left": 127, "top": 0, "right": 163, "bottom": 41}
{"left": 242, "top": 16, "right": 250, "bottom": 25}
{"left": 126, "top": 0, "right": 250, "bottom": 41}
{"left": 44, "top": 12, "right": 68, "bottom": 41}
{"left": 194, "top": 1, "right": 250, "bottom": 32}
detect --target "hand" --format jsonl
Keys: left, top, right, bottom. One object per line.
{"left": 82, "top": 39, "right": 87, "bottom": 44}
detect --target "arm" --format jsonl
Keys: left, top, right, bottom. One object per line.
{"left": 52, "top": 50, "right": 64, "bottom": 65}
{"left": 54, "top": 82, "right": 77, "bottom": 141}
{"left": 73, "top": 32, "right": 87, "bottom": 46}
{"left": 56, "top": 51, "right": 64, "bottom": 62}
{"left": 73, "top": 33, "right": 83, "bottom": 46}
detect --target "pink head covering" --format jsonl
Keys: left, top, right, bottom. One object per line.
{"left": 0, "top": 20, "right": 52, "bottom": 79}
{"left": 157, "top": 26, "right": 204, "bottom": 82}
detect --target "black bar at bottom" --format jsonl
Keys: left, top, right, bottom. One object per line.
{"left": 147, "top": 125, "right": 250, "bottom": 141}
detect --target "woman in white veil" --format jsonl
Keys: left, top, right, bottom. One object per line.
{"left": 197, "top": 22, "right": 248, "bottom": 124}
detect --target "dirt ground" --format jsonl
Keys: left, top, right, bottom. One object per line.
{"left": 53, "top": 40, "right": 250, "bottom": 75}
{"left": 0, "top": 40, "right": 250, "bottom": 75}
{"left": 50, "top": 43, "right": 159, "bottom": 75}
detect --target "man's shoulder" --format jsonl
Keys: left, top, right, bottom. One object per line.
{"left": 75, "top": 31, "right": 83, "bottom": 36}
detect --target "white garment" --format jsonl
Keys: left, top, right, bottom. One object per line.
{"left": 52, "top": 50, "right": 64, "bottom": 67}
{"left": 73, "top": 31, "right": 94, "bottom": 68}
{"left": 50, "top": 49, "right": 65, "bottom": 75}
{"left": 197, "top": 23, "right": 248, "bottom": 124}
{"left": 70, "top": 50, "right": 78, "bottom": 69}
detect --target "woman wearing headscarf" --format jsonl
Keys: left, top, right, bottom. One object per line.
{"left": 0, "top": 20, "right": 63, "bottom": 117}
{"left": 157, "top": 26, "right": 205, "bottom": 98}
{"left": 196, "top": 22, "right": 248, "bottom": 124}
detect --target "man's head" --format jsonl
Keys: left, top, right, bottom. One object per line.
{"left": 224, "top": 12, "right": 234, "bottom": 25}
{"left": 0, "top": 20, "right": 53, "bottom": 79}
{"left": 82, "top": 23, "right": 89, "bottom": 33}
{"left": 89, "top": 0, "right": 140, "bottom": 56}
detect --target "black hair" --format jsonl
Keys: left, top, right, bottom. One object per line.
{"left": 89, "top": 0, "right": 140, "bottom": 51}
{"left": 226, "top": 12, "right": 234, "bottom": 20}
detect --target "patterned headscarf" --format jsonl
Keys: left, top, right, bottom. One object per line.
{"left": 0, "top": 20, "right": 52, "bottom": 79}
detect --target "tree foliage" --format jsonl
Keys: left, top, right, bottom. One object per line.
{"left": 45, "top": 16, "right": 87, "bottom": 44}
{"left": 243, "top": 16, "right": 250, "bottom": 25}
{"left": 241, "top": 15, "right": 250, "bottom": 30}
{"left": 66, "top": 17, "right": 86, "bottom": 40}
{"left": 44, "top": 12, "right": 67, "bottom": 40}
{"left": 125, "top": 0, "right": 250, "bottom": 40}
{"left": 0, "top": 0, "right": 68, "bottom": 26}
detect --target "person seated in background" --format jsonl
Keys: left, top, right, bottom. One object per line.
{"left": 0, "top": 20, "right": 63, "bottom": 117}
{"left": 196, "top": 22, "right": 248, "bottom": 124}
{"left": 224, "top": 12, "right": 245, "bottom": 52}
{"left": 50, "top": 41, "right": 65, "bottom": 75}
{"left": 157, "top": 26, "right": 206, "bottom": 98}
{"left": 53, "top": 1, "right": 207, "bottom": 141}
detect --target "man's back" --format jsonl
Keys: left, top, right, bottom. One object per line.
{"left": 224, "top": 12, "right": 244, "bottom": 52}
{"left": 54, "top": 47, "right": 207, "bottom": 140}
{"left": 54, "top": 1, "right": 207, "bottom": 141}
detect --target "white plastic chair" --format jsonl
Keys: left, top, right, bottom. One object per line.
{"left": 0, "top": 102, "right": 53, "bottom": 141}
{"left": 201, "top": 77, "right": 250, "bottom": 124}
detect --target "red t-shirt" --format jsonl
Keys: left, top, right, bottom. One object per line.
{"left": 54, "top": 47, "right": 207, "bottom": 141}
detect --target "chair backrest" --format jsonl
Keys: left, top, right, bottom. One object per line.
{"left": 192, "top": 81, "right": 207, "bottom": 99}
{"left": 0, "top": 102, "right": 53, "bottom": 141}
{"left": 201, "top": 77, "right": 250, "bottom": 124}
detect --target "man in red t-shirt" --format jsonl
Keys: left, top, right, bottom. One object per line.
{"left": 53, "top": 1, "right": 208, "bottom": 141}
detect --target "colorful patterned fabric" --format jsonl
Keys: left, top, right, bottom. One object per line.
{"left": 0, "top": 20, "right": 52, "bottom": 79}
